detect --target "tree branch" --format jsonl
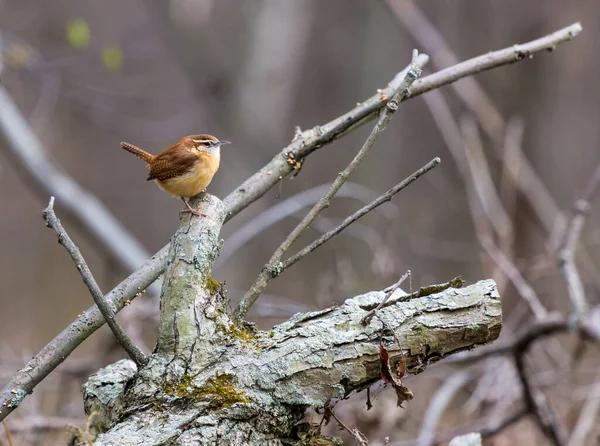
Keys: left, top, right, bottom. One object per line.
{"left": 42, "top": 197, "right": 148, "bottom": 367}
{"left": 283, "top": 158, "right": 440, "bottom": 271}
{"left": 234, "top": 50, "right": 423, "bottom": 321}
{"left": 557, "top": 161, "right": 600, "bottom": 315}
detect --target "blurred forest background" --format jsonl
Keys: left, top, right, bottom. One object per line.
{"left": 1, "top": 0, "right": 599, "bottom": 445}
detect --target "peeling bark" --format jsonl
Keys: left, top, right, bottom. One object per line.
{"left": 84, "top": 194, "right": 502, "bottom": 445}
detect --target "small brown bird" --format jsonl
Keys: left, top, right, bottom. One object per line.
{"left": 121, "top": 134, "right": 230, "bottom": 216}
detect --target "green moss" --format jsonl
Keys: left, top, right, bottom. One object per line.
{"left": 205, "top": 275, "right": 221, "bottom": 295}
{"left": 163, "top": 371, "right": 251, "bottom": 408}
{"left": 198, "top": 372, "right": 252, "bottom": 407}
{"left": 215, "top": 320, "right": 257, "bottom": 345}
{"left": 162, "top": 372, "right": 196, "bottom": 398}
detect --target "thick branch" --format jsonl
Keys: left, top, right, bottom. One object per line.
{"left": 155, "top": 193, "right": 227, "bottom": 356}
{"left": 88, "top": 279, "right": 502, "bottom": 445}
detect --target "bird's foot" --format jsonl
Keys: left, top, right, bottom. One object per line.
{"left": 180, "top": 198, "right": 207, "bottom": 217}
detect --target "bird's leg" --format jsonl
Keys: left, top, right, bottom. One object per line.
{"left": 179, "top": 197, "right": 207, "bottom": 217}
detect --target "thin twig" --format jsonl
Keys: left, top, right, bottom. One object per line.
{"left": 558, "top": 162, "right": 600, "bottom": 315}
{"left": 386, "top": 0, "right": 576, "bottom": 231}
{"left": 216, "top": 181, "right": 400, "bottom": 267}
{"left": 421, "top": 90, "right": 547, "bottom": 319}
{"left": 496, "top": 117, "right": 524, "bottom": 292}
{"left": 42, "top": 197, "right": 148, "bottom": 367}
{"left": 568, "top": 373, "right": 600, "bottom": 446}
{"left": 479, "top": 236, "right": 547, "bottom": 320}
{"left": 234, "top": 50, "right": 423, "bottom": 321}
{"left": 361, "top": 271, "right": 411, "bottom": 325}
{"left": 327, "top": 406, "right": 370, "bottom": 446}
{"left": 0, "top": 23, "right": 583, "bottom": 422}
{"left": 283, "top": 158, "right": 440, "bottom": 271}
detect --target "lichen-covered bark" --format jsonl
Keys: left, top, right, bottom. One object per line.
{"left": 85, "top": 194, "right": 502, "bottom": 445}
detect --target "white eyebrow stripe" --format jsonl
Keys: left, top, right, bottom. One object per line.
{"left": 192, "top": 139, "right": 215, "bottom": 145}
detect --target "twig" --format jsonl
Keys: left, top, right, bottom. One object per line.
{"left": 283, "top": 159, "right": 440, "bottom": 271}
{"left": 42, "top": 197, "right": 147, "bottom": 367}
{"left": 568, "top": 374, "right": 600, "bottom": 446}
{"left": 227, "top": 21, "right": 581, "bottom": 221}
{"left": 420, "top": 91, "right": 547, "bottom": 319}
{"left": 327, "top": 406, "right": 370, "bottom": 446}
{"left": 460, "top": 115, "right": 515, "bottom": 291}
{"left": 479, "top": 236, "right": 547, "bottom": 320}
{"left": 233, "top": 50, "right": 423, "bottom": 321}
{"left": 216, "top": 181, "right": 400, "bottom": 267}
{"left": 361, "top": 271, "right": 410, "bottom": 325}
{"left": 0, "top": 23, "right": 583, "bottom": 422}
{"left": 386, "top": 0, "right": 576, "bottom": 229}
{"left": 359, "top": 277, "right": 466, "bottom": 315}
{"left": 558, "top": 162, "right": 600, "bottom": 315}
{"left": 496, "top": 117, "right": 524, "bottom": 291}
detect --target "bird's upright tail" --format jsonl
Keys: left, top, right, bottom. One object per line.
{"left": 120, "top": 142, "right": 154, "bottom": 164}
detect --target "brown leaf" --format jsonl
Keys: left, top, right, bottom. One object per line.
{"left": 379, "top": 344, "right": 414, "bottom": 407}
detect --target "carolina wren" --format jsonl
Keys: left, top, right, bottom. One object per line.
{"left": 120, "top": 134, "right": 230, "bottom": 216}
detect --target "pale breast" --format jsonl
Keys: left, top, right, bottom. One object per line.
{"left": 156, "top": 153, "right": 220, "bottom": 198}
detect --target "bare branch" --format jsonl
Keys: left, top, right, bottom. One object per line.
{"left": 568, "top": 374, "right": 600, "bottom": 446}
{"left": 386, "top": 0, "right": 578, "bottom": 230}
{"left": 327, "top": 405, "right": 370, "bottom": 446}
{"left": 361, "top": 271, "right": 410, "bottom": 326}
{"left": 234, "top": 50, "right": 424, "bottom": 321}
{"left": 284, "top": 158, "right": 440, "bottom": 271}
{"left": 479, "top": 236, "right": 548, "bottom": 320}
{"left": 557, "top": 162, "right": 600, "bottom": 314}
{"left": 216, "top": 182, "right": 400, "bottom": 267}
{"left": 421, "top": 90, "right": 546, "bottom": 319}
{"left": 42, "top": 197, "right": 148, "bottom": 367}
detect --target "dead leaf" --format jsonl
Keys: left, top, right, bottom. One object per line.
{"left": 380, "top": 344, "right": 413, "bottom": 407}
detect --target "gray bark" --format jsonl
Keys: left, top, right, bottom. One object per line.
{"left": 83, "top": 194, "right": 502, "bottom": 445}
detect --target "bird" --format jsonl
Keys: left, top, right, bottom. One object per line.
{"left": 120, "top": 134, "right": 230, "bottom": 216}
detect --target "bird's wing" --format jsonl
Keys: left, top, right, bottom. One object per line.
{"left": 147, "top": 149, "right": 199, "bottom": 181}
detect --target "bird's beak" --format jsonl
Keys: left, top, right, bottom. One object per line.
{"left": 219, "top": 140, "right": 232, "bottom": 146}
